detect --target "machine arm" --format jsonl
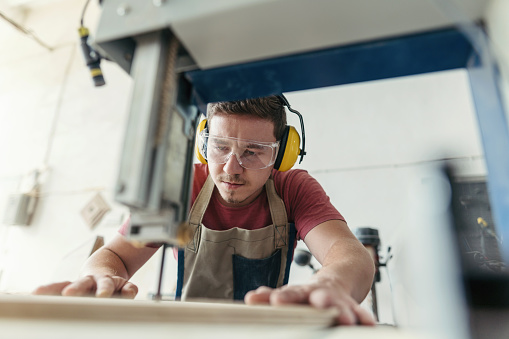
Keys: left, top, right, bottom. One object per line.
{"left": 114, "top": 29, "right": 198, "bottom": 246}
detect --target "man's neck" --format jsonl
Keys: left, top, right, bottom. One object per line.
{"left": 214, "top": 186, "right": 266, "bottom": 207}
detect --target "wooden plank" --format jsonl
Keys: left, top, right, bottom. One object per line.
{"left": 0, "top": 294, "right": 337, "bottom": 327}
{"left": 0, "top": 319, "right": 415, "bottom": 339}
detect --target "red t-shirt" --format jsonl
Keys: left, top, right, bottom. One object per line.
{"left": 191, "top": 164, "right": 344, "bottom": 241}
{"left": 119, "top": 164, "right": 344, "bottom": 243}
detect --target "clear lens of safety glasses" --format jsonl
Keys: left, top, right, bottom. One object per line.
{"left": 199, "top": 133, "right": 279, "bottom": 169}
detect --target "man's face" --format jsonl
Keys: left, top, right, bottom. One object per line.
{"left": 207, "top": 113, "right": 276, "bottom": 207}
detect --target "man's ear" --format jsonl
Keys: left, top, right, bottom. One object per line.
{"left": 195, "top": 119, "right": 208, "bottom": 164}
{"left": 274, "top": 126, "right": 301, "bottom": 171}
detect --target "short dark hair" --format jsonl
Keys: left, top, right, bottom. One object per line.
{"left": 207, "top": 95, "right": 287, "bottom": 140}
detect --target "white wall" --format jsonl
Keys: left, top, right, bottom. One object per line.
{"left": 0, "top": 0, "right": 507, "bottom": 328}
{"left": 0, "top": 0, "right": 137, "bottom": 292}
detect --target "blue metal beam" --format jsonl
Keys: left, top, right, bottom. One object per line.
{"left": 185, "top": 28, "right": 473, "bottom": 105}
{"left": 467, "top": 34, "right": 509, "bottom": 265}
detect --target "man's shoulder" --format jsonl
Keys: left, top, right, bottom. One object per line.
{"left": 271, "top": 168, "right": 318, "bottom": 197}
{"left": 272, "top": 168, "right": 312, "bottom": 183}
{"left": 194, "top": 163, "right": 209, "bottom": 177}
{"left": 193, "top": 163, "right": 209, "bottom": 190}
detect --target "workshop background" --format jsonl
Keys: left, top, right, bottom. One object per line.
{"left": 0, "top": 0, "right": 508, "bottom": 326}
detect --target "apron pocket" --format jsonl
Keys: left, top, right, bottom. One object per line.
{"left": 232, "top": 249, "right": 281, "bottom": 301}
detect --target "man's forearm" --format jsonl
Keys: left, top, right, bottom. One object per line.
{"left": 312, "top": 238, "right": 375, "bottom": 302}
{"left": 245, "top": 220, "right": 376, "bottom": 325}
{"left": 245, "top": 235, "right": 376, "bottom": 325}
{"left": 80, "top": 247, "right": 130, "bottom": 279}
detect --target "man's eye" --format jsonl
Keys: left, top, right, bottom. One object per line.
{"left": 214, "top": 146, "right": 230, "bottom": 151}
{"left": 243, "top": 150, "right": 256, "bottom": 157}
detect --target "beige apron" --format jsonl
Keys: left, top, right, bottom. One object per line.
{"left": 176, "top": 175, "right": 293, "bottom": 301}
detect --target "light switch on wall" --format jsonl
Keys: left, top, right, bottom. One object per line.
{"left": 3, "top": 193, "right": 38, "bottom": 226}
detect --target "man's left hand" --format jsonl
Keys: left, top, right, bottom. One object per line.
{"left": 244, "top": 282, "right": 376, "bottom": 326}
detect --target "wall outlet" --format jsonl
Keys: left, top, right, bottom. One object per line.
{"left": 80, "top": 193, "right": 111, "bottom": 229}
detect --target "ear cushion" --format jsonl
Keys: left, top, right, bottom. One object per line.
{"left": 274, "top": 126, "right": 301, "bottom": 172}
{"left": 195, "top": 119, "right": 208, "bottom": 164}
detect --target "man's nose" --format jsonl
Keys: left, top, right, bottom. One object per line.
{"left": 223, "top": 153, "right": 244, "bottom": 174}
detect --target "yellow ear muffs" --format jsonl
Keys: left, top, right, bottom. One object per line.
{"left": 195, "top": 119, "right": 208, "bottom": 164}
{"left": 274, "top": 126, "right": 301, "bottom": 172}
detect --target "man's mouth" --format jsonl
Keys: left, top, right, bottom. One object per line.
{"left": 222, "top": 181, "right": 243, "bottom": 190}
{"left": 218, "top": 175, "right": 246, "bottom": 191}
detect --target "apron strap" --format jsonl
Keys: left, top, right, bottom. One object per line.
{"left": 265, "top": 177, "right": 289, "bottom": 249}
{"left": 186, "top": 176, "right": 215, "bottom": 252}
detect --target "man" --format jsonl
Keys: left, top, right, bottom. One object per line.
{"left": 34, "top": 96, "right": 375, "bottom": 325}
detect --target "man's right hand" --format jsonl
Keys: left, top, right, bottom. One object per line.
{"left": 32, "top": 275, "right": 138, "bottom": 299}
